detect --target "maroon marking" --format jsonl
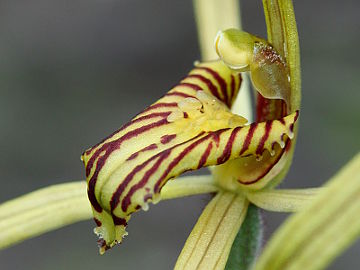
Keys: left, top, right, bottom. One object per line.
{"left": 187, "top": 74, "right": 222, "bottom": 102}
{"left": 97, "top": 238, "right": 110, "bottom": 251}
{"left": 84, "top": 111, "right": 171, "bottom": 157}
{"left": 165, "top": 91, "right": 195, "bottom": 98}
{"left": 120, "top": 150, "right": 171, "bottom": 212}
{"left": 198, "top": 142, "right": 213, "bottom": 168}
{"left": 256, "top": 121, "right": 273, "bottom": 155}
{"left": 112, "top": 215, "right": 127, "bottom": 226}
{"left": 239, "top": 123, "right": 258, "bottom": 155}
{"left": 213, "top": 132, "right": 221, "bottom": 147}
{"left": 217, "top": 127, "right": 241, "bottom": 164}
{"left": 271, "top": 141, "right": 276, "bottom": 150}
{"left": 87, "top": 187, "right": 103, "bottom": 213}
{"left": 195, "top": 67, "right": 229, "bottom": 107}
{"left": 183, "top": 112, "right": 189, "bottom": 118}
{"left": 141, "top": 102, "right": 178, "bottom": 114}
{"left": 110, "top": 132, "right": 207, "bottom": 213}
{"left": 294, "top": 110, "right": 299, "bottom": 121}
{"left": 177, "top": 82, "right": 203, "bottom": 91}
{"left": 290, "top": 110, "right": 300, "bottom": 132}
{"left": 86, "top": 117, "right": 169, "bottom": 176}
{"left": 237, "top": 140, "right": 289, "bottom": 185}
{"left": 94, "top": 218, "right": 102, "bottom": 227}
{"left": 126, "top": 143, "right": 158, "bottom": 161}
{"left": 238, "top": 73, "right": 242, "bottom": 90}
{"left": 153, "top": 130, "right": 227, "bottom": 194}
{"left": 143, "top": 193, "right": 153, "bottom": 202}
{"left": 256, "top": 94, "right": 286, "bottom": 122}
{"left": 279, "top": 118, "right": 286, "bottom": 125}
{"left": 160, "top": 134, "right": 176, "bottom": 144}
{"left": 87, "top": 118, "right": 170, "bottom": 212}
{"left": 230, "top": 75, "right": 235, "bottom": 104}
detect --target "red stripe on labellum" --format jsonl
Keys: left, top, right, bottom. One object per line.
{"left": 112, "top": 215, "right": 127, "bottom": 226}
{"left": 238, "top": 140, "right": 289, "bottom": 185}
{"left": 126, "top": 143, "right": 158, "bottom": 161}
{"left": 177, "top": 82, "right": 203, "bottom": 91}
{"left": 290, "top": 110, "right": 300, "bottom": 132}
{"left": 239, "top": 123, "right": 258, "bottom": 155}
{"left": 87, "top": 118, "right": 169, "bottom": 212}
{"left": 165, "top": 91, "right": 195, "bottom": 98}
{"left": 187, "top": 74, "right": 222, "bottom": 102}
{"left": 256, "top": 121, "right": 273, "bottom": 155}
{"left": 84, "top": 111, "right": 171, "bottom": 157}
{"left": 195, "top": 67, "right": 229, "bottom": 107}
{"left": 86, "top": 117, "right": 170, "bottom": 176}
{"left": 110, "top": 131, "right": 210, "bottom": 214}
{"left": 217, "top": 127, "right": 241, "bottom": 164}
{"left": 160, "top": 134, "right": 177, "bottom": 144}
{"left": 198, "top": 142, "right": 213, "bottom": 169}
{"left": 121, "top": 151, "right": 171, "bottom": 212}
{"left": 94, "top": 218, "right": 102, "bottom": 227}
{"left": 141, "top": 102, "right": 178, "bottom": 114}
{"left": 111, "top": 132, "right": 206, "bottom": 213}
{"left": 153, "top": 129, "right": 227, "bottom": 193}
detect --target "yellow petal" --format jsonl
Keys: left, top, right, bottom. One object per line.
{"left": 81, "top": 60, "right": 298, "bottom": 252}
{"left": 82, "top": 61, "right": 242, "bottom": 252}
{"left": 175, "top": 192, "right": 248, "bottom": 270}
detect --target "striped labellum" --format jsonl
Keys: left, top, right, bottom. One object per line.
{"left": 81, "top": 61, "right": 298, "bottom": 253}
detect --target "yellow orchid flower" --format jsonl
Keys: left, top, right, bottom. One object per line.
{"left": 81, "top": 59, "right": 298, "bottom": 255}
{"left": 1, "top": 1, "right": 359, "bottom": 270}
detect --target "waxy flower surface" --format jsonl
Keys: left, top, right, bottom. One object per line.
{"left": 82, "top": 53, "right": 298, "bottom": 259}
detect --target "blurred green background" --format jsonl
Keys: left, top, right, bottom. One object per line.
{"left": 0, "top": 0, "right": 359, "bottom": 269}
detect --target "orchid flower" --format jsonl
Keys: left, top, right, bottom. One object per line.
{"left": 1, "top": 1, "right": 360, "bottom": 270}
{"left": 81, "top": 1, "right": 301, "bottom": 267}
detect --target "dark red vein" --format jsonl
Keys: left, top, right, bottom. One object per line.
{"left": 239, "top": 123, "right": 258, "bottom": 155}
{"left": 256, "top": 121, "right": 273, "bottom": 155}
{"left": 87, "top": 118, "right": 170, "bottom": 212}
{"left": 217, "top": 127, "right": 241, "bottom": 164}
{"left": 187, "top": 74, "right": 221, "bottom": 102}
{"left": 195, "top": 67, "right": 229, "bottom": 107}
{"left": 198, "top": 142, "right": 213, "bottom": 169}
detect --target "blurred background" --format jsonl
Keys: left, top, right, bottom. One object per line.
{"left": 0, "top": 0, "right": 359, "bottom": 269}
